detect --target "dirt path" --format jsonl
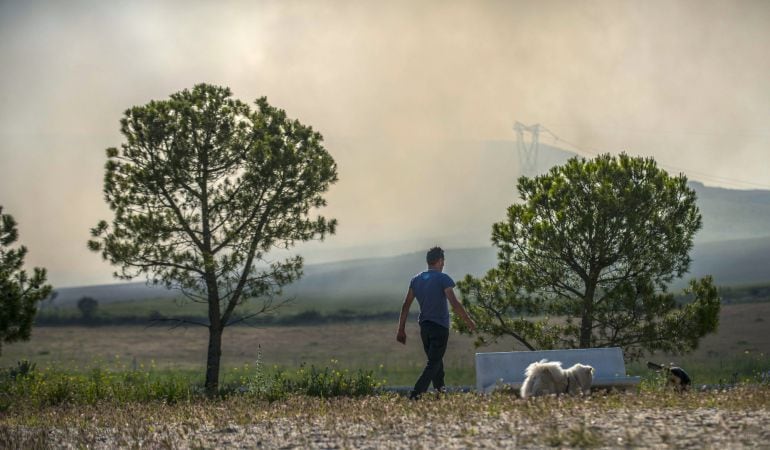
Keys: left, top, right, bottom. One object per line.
{"left": 4, "top": 389, "right": 769, "bottom": 449}
{"left": 112, "top": 406, "right": 769, "bottom": 449}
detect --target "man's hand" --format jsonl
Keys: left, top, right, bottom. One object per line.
{"left": 397, "top": 289, "right": 414, "bottom": 345}
{"left": 446, "top": 287, "right": 478, "bottom": 334}
{"left": 396, "top": 328, "right": 407, "bottom": 344}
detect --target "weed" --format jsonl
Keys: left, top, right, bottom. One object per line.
{"left": 240, "top": 351, "right": 288, "bottom": 402}
{"left": 543, "top": 425, "right": 564, "bottom": 447}
{"left": 541, "top": 419, "right": 603, "bottom": 447}
{"left": 0, "top": 364, "right": 197, "bottom": 408}
{"left": 284, "top": 364, "right": 383, "bottom": 398}
{"left": 565, "top": 422, "right": 603, "bottom": 447}
{"left": 6, "top": 360, "right": 36, "bottom": 380}
{"left": 0, "top": 425, "right": 50, "bottom": 450}
{"left": 0, "top": 355, "right": 386, "bottom": 412}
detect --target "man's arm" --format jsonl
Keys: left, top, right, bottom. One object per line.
{"left": 446, "top": 287, "right": 476, "bottom": 332}
{"left": 396, "top": 288, "right": 415, "bottom": 344}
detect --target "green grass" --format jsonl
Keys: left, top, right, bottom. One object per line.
{"left": 0, "top": 363, "right": 200, "bottom": 409}
{"left": 36, "top": 295, "right": 399, "bottom": 326}
{"left": 93, "top": 297, "right": 210, "bottom": 317}
{"left": 0, "top": 357, "right": 384, "bottom": 411}
{"left": 39, "top": 291, "right": 399, "bottom": 319}
{"left": 7, "top": 301, "right": 770, "bottom": 397}
{"left": 2, "top": 347, "right": 767, "bottom": 413}
{"left": 629, "top": 350, "right": 770, "bottom": 387}
{"left": 9, "top": 301, "right": 770, "bottom": 389}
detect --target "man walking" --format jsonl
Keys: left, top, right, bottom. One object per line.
{"left": 396, "top": 247, "right": 476, "bottom": 400}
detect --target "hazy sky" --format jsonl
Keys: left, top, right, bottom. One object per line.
{"left": 1, "top": 0, "right": 769, "bottom": 287}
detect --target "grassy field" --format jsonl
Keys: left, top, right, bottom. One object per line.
{"left": 36, "top": 293, "right": 400, "bottom": 324}
{"left": 3, "top": 302, "right": 770, "bottom": 386}
{"left": 41, "top": 279, "right": 770, "bottom": 322}
{"left": 0, "top": 320, "right": 511, "bottom": 386}
{"left": 2, "top": 303, "right": 770, "bottom": 449}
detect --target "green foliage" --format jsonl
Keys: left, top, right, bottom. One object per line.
{"left": 237, "top": 353, "right": 383, "bottom": 401}
{"left": 241, "top": 364, "right": 290, "bottom": 402}
{"left": 0, "top": 206, "right": 52, "bottom": 356}
{"left": 455, "top": 154, "right": 720, "bottom": 360}
{"left": 0, "top": 358, "right": 383, "bottom": 411}
{"left": 285, "top": 365, "right": 382, "bottom": 398}
{"left": 87, "top": 84, "right": 338, "bottom": 392}
{"left": 0, "top": 363, "right": 197, "bottom": 409}
{"left": 7, "top": 359, "right": 35, "bottom": 379}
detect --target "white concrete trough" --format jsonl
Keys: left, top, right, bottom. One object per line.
{"left": 475, "top": 347, "right": 641, "bottom": 394}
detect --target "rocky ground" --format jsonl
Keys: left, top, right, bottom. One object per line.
{"left": 2, "top": 387, "right": 769, "bottom": 449}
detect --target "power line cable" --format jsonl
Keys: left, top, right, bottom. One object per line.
{"left": 536, "top": 126, "right": 770, "bottom": 190}
{"left": 545, "top": 124, "right": 770, "bottom": 139}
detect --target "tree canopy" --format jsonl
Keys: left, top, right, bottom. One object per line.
{"left": 0, "top": 206, "right": 52, "bottom": 355}
{"left": 454, "top": 153, "right": 720, "bottom": 361}
{"left": 89, "top": 84, "right": 338, "bottom": 392}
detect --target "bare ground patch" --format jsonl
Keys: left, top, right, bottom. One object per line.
{"left": 2, "top": 386, "right": 769, "bottom": 449}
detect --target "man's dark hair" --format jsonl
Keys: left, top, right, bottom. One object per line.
{"left": 426, "top": 246, "right": 444, "bottom": 265}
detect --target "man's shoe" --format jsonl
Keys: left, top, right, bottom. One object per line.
{"left": 408, "top": 390, "right": 421, "bottom": 401}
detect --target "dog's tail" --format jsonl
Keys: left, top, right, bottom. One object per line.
{"left": 521, "top": 359, "right": 549, "bottom": 399}
{"left": 647, "top": 361, "right": 665, "bottom": 371}
{"left": 524, "top": 359, "right": 550, "bottom": 378}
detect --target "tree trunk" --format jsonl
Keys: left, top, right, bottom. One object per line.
{"left": 205, "top": 325, "right": 223, "bottom": 395}
{"left": 204, "top": 270, "right": 222, "bottom": 396}
{"left": 579, "top": 283, "right": 596, "bottom": 348}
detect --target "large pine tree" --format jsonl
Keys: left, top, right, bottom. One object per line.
{"left": 455, "top": 153, "right": 720, "bottom": 360}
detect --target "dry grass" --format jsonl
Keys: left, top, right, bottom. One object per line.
{"left": 2, "top": 302, "right": 769, "bottom": 448}
{"left": 0, "top": 321, "right": 519, "bottom": 385}
{"left": 1, "top": 386, "right": 769, "bottom": 449}
{"left": 697, "top": 302, "right": 770, "bottom": 355}
{"left": 2, "top": 302, "right": 769, "bottom": 385}
{"left": 629, "top": 302, "right": 770, "bottom": 384}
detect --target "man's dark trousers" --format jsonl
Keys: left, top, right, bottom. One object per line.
{"left": 412, "top": 320, "right": 449, "bottom": 397}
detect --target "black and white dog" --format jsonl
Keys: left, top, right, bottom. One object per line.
{"left": 647, "top": 361, "right": 691, "bottom": 391}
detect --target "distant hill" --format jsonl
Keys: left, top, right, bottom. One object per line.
{"left": 282, "top": 247, "right": 499, "bottom": 305}
{"left": 47, "top": 235, "right": 770, "bottom": 311}
{"left": 44, "top": 247, "right": 499, "bottom": 310}
{"left": 45, "top": 142, "right": 770, "bottom": 309}
{"left": 45, "top": 282, "right": 179, "bottom": 308}
{"left": 690, "top": 182, "right": 770, "bottom": 243}
{"left": 288, "top": 237, "right": 770, "bottom": 299}
{"left": 688, "top": 236, "right": 770, "bottom": 287}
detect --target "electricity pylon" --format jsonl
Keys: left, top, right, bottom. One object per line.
{"left": 513, "top": 122, "right": 540, "bottom": 176}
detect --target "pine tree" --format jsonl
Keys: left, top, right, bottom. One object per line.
{"left": 0, "top": 206, "right": 52, "bottom": 355}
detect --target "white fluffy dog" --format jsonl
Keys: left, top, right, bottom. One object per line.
{"left": 520, "top": 359, "right": 594, "bottom": 399}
